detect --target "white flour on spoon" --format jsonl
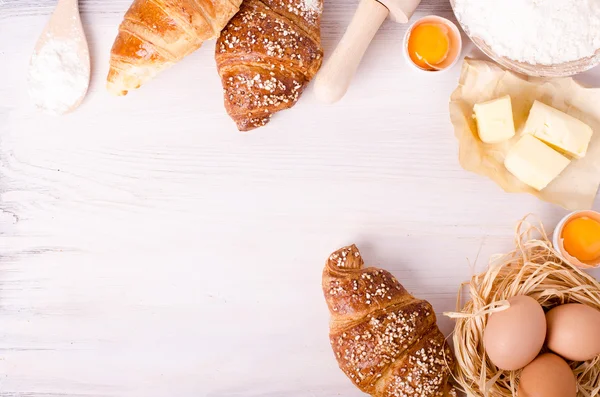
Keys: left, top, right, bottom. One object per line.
{"left": 28, "top": 36, "right": 89, "bottom": 115}
{"left": 453, "top": 0, "right": 600, "bottom": 65}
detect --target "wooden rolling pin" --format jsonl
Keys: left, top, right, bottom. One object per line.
{"left": 314, "top": 0, "right": 421, "bottom": 103}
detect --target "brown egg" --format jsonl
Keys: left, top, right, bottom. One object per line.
{"left": 518, "top": 353, "right": 576, "bottom": 397}
{"left": 546, "top": 303, "right": 600, "bottom": 361}
{"left": 483, "top": 295, "right": 546, "bottom": 370}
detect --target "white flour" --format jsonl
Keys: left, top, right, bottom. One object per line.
{"left": 454, "top": 0, "right": 600, "bottom": 65}
{"left": 28, "top": 36, "right": 89, "bottom": 115}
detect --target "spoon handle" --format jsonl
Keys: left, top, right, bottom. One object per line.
{"left": 55, "top": 0, "right": 80, "bottom": 12}
{"left": 45, "top": 0, "right": 84, "bottom": 39}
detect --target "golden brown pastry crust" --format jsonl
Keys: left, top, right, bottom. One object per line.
{"left": 323, "top": 245, "right": 457, "bottom": 397}
{"left": 215, "top": 0, "right": 323, "bottom": 131}
{"left": 108, "top": 0, "right": 242, "bottom": 96}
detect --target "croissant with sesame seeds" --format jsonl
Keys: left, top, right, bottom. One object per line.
{"left": 215, "top": 0, "right": 323, "bottom": 131}
{"left": 323, "top": 245, "right": 457, "bottom": 397}
{"left": 107, "top": 0, "right": 242, "bottom": 96}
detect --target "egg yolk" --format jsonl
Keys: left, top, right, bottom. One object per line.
{"left": 408, "top": 23, "right": 450, "bottom": 70}
{"left": 562, "top": 217, "right": 600, "bottom": 262}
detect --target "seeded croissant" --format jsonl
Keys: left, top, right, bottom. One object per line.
{"left": 215, "top": 0, "right": 323, "bottom": 131}
{"left": 108, "top": 0, "right": 242, "bottom": 95}
{"left": 322, "top": 245, "right": 456, "bottom": 397}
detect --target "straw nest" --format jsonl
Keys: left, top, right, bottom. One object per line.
{"left": 445, "top": 218, "right": 600, "bottom": 397}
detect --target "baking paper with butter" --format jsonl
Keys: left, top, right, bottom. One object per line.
{"left": 450, "top": 58, "right": 600, "bottom": 210}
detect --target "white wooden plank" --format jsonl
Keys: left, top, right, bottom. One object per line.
{"left": 1, "top": 0, "right": 599, "bottom": 396}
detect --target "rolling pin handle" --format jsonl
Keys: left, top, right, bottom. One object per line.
{"left": 313, "top": 0, "right": 389, "bottom": 104}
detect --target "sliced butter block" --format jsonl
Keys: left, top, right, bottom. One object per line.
{"left": 523, "top": 101, "right": 593, "bottom": 159}
{"left": 504, "top": 134, "right": 571, "bottom": 191}
{"left": 473, "top": 95, "right": 516, "bottom": 144}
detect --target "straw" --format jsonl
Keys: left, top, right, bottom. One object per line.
{"left": 444, "top": 217, "right": 600, "bottom": 397}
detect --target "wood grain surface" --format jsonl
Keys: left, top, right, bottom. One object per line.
{"left": 1, "top": 1, "right": 599, "bottom": 396}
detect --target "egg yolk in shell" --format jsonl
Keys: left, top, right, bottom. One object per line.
{"left": 562, "top": 217, "right": 600, "bottom": 262}
{"left": 408, "top": 23, "right": 450, "bottom": 70}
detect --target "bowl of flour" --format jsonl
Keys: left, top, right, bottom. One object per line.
{"left": 450, "top": 0, "right": 600, "bottom": 77}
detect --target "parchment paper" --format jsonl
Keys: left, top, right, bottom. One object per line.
{"left": 450, "top": 58, "right": 600, "bottom": 210}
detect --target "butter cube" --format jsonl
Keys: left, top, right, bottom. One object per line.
{"left": 473, "top": 95, "right": 516, "bottom": 144}
{"left": 504, "top": 134, "right": 571, "bottom": 191}
{"left": 523, "top": 101, "right": 593, "bottom": 159}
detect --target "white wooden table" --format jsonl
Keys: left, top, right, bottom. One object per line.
{"left": 1, "top": 1, "right": 599, "bottom": 396}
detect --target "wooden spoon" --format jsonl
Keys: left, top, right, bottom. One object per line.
{"left": 28, "top": 0, "right": 90, "bottom": 115}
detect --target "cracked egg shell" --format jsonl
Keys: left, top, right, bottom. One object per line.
{"left": 553, "top": 210, "right": 600, "bottom": 269}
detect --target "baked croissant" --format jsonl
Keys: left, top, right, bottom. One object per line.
{"left": 107, "top": 0, "right": 242, "bottom": 96}
{"left": 215, "top": 0, "right": 323, "bottom": 131}
{"left": 323, "top": 245, "right": 456, "bottom": 397}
